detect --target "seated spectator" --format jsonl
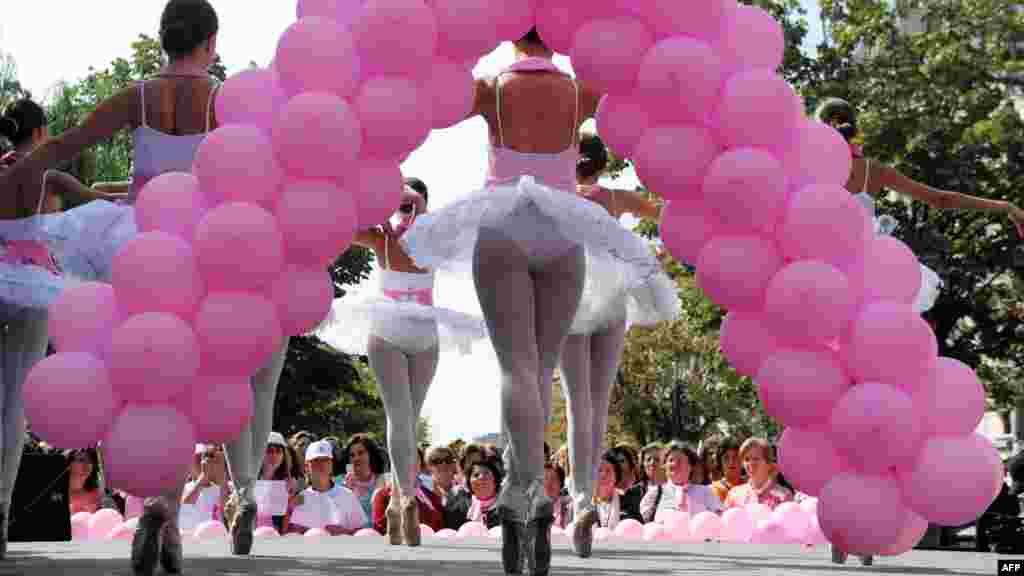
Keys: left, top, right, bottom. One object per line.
{"left": 701, "top": 436, "right": 722, "bottom": 484}
{"left": 182, "top": 444, "right": 229, "bottom": 525}
{"left": 465, "top": 456, "right": 503, "bottom": 529}
{"left": 544, "top": 462, "right": 572, "bottom": 529}
{"left": 67, "top": 448, "right": 101, "bottom": 515}
{"left": 622, "top": 443, "right": 664, "bottom": 522}
{"left": 592, "top": 451, "right": 626, "bottom": 530}
{"left": 342, "top": 434, "right": 390, "bottom": 529}
{"left": 289, "top": 440, "right": 367, "bottom": 535}
{"left": 611, "top": 444, "right": 639, "bottom": 491}
{"left": 711, "top": 438, "right": 743, "bottom": 503}
{"left": 455, "top": 443, "right": 485, "bottom": 494}
{"left": 425, "top": 445, "right": 466, "bottom": 530}
{"left": 724, "top": 438, "right": 793, "bottom": 510}
{"left": 259, "top": 432, "right": 296, "bottom": 533}
{"left": 640, "top": 441, "right": 721, "bottom": 522}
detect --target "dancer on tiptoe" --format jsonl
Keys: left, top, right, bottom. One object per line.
{"left": 562, "top": 133, "right": 679, "bottom": 557}
{"left": 401, "top": 29, "right": 658, "bottom": 576}
{"left": 316, "top": 177, "right": 486, "bottom": 547}
{"left": 816, "top": 97, "right": 1024, "bottom": 314}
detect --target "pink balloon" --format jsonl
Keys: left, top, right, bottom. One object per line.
{"left": 430, "top": 0, "right": 503, "bottom": 62}
{"left": 297, "top": 0, "right": 365, "bottom": 26}
{"left": 779, "top": 184, "right": 870, "bottom": 266}
{"left": 135, "top": 172, "right": 210, "bottom": 242}
{"left": 778, "top": 120, "right": 851, "bottom": 190}
{"left": 102, "top": 404, "right": 195, "bottom": 497}
{"left": 900, "top": 433, "right": 1003, "bottom": 526}
{"left": 353, "top": 0, "right": 438, "bottom": 79}
{"left": 914, "top": 357, "right": 985, "bottom": 437}
{"left": 112, "top": 232, "right": 203, "bottom": 320}
{"left": 746, "top": 502, "right": 771, "bottom": 526}
{"left": 109, "top": 312, "right": 200, "bottom": 405}
{"left": 24, "top": 352, "right": 117, "bottom": 448}
{"left": 846, "top": 236, "right": 922, "bottom": 306}
{"left": 492, "top": 0, "right": 535, "bottom": 41}
{"left": 804, "top": 514, "right": 829, "bottom": 546}
{"left": 71, "top": 514, "right": 91, "bottom": 540}
{"left": 696, "top": 235, "right": 782, "bottom": 312}
{"left": 830, "top": 383, "right": 924, "bottom": 474}
{"left": 487, "top": 526, "right": 501, "bottom": 539}
{"left": 189, "top": 374, "right": 254, "bottom": 444}
{"left": 659, "top": 198, "right": 715, "bottom": 266}
{"left": 754, "top": 518, "right": 789, "bottom": 544}
{"left": 425, "top": 59, "right": 474, "bottom": 129}
{"left": 275, "top": 17, "right": 360, "bottom": 98}
{"left": 215, "top": 68, "right": 285, "bottom": 131}
{"left": 193, "top": 292, "right": 284, "bottom": 378}
{"left": 642, "top": 522, "right": 666, "bottom": 542}
{"left": 456, "top": 521, "right": 488, "bottom": 538}
{"left": 613, "top": 518, "right": 644, "bottom": 540}
{"left": 634, "top": 125, "right": 718, "bottom": 202}
{"left": 798, "top": 498, "right": 818, "bottom": 515}
{"left": 348, "top": 160, "right": 403, "bottom": 229}
{"left": 195, "top": 520, "right": 229, "bottom": 540}
{"left": 719, "top": 311, "right": 781, "bottom": 377}
{"left": 718, "top": 4, "right": 785, "bottom": 74}
{"left": 420, "top": 524, "right": 436, "bottom": 538}
{"left": 436, "top": 528, "right": 457, "bottom": 538}
{"left": 757, "top": 349, "right": 848, "bottom": 430}
{"left": 702, "top": 148, "right": 788, "bottom": 233}
{"left": 534, "top": 0, "right": 590, "bottom": 55}
{"left": 842, "top": 301, "right": 938, "bottom": 387}
{"left": 272, "top": 92, "right": 362, "bottom": 180}
{"left": 108, "top": 518, "right": 139, "bottom": 541}
{"left": 777, "top": 427, "right": 845, "bottom": 497}
{"left": 593, "top": 526, "right": 612, "bottom": 541}
{"left": 88, "top": 509, "right": 124, "bottom": 540}
{"left": 48, "top": 282, "right": 119, "bottom": 356}
{"left": 878, "top": 510, "right": 928, "bottom": 556}
{"left": 194, "top": 203, "right": 285, "bottom": 292}
{"left": 720, "top": 508, "right": 754, "bottom": 543}
{"left": 595, "top": 93, "right": 652, "bottom": 158}
{"left": 571, "top": 18, "right": 653, "bottom": 96}
{"left": 714, "top": 69, "right": 800, "bottom": 151}
{"left": 635, "top": 37, "right": 722, "bottom": 125}
{"left": 818, "top": 473, "right": 908, "bottom": 555}
{"left": 763, "top": 261, "right": 855, "bottom": 347}
{"left": 306, "top": 527, "right": 331, "bottom": 538}
{"left": 643, "top": 0, "right": 735, "bottom": 44}
{"left": 274, "top": 180, "right": 357, "bottom": 267}
{"left": 254, "top": 526, "right": 280, "bottom": 539}
{"left": 271, "top": 266, "right": 334, "bottom": 337}
{"left": 690, "top": 512, "right": 722, "bottom": 541}
{"left": 192, "top": 125, "right": 283, "bottom": 209}
{"left": 356, "top": 76, "right": 433, "bottom": 161}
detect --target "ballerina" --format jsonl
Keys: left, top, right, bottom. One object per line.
{"left": 316, "top": 178, "right": 486, "bottom": 547}
{"left": 562, "top": 133, "right": 679, "bottom": 557}
{"left": 400, "top": 29, "right": 658, "bottom": 575}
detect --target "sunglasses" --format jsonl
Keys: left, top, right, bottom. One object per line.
{"left": 399, "top": 203, "right": 415, "bottom": 214}
{"left": 430, "top": 457, "right": 456, "bottom": 466}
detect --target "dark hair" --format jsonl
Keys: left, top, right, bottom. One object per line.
{"left": 515, "top": 27, "right": 549, "bottom": 51}
{"left": 665, "top": 440, "right": 699, "bottom": 467}
{"left": 287, "top": 444, "right": 305, "bottom": 481}
{"left": 468, "top": 456, "right": 504, "bottom": 496}
{"left": 460, "top": 443, "right": 484, "bottom": 477}
{"left": 403, "top": 177, "right": 428, "bottom": 204}
{"left": 577, "top": 133, "right": 609, "bottom": 181}
{"left": 1, "top": 99, "right": 47, "bottom": 147}
{"left": 600, "top": 450, "right": 624, "bottom": 486}
{"left": 815, "top": 97, "right": 858, "bottom": 142}
{"left": 544, "top": 461, "right": 565, "bottom": 489}
{"left": 160, "top": 0, "right": 219, "bottom": 59}
{"left": 716, "top": 437, "right": 741, "bottom": 468}
{"left": 66, "top": 448, "right": 100, "bottom": 492}
{"left": 611, "top": 444, "right": 637, "bottom": 474}
{"left": 345, "top": 433, "right": 388, "bottom": 475}
{"left": 264, "top": 443, "right": 292, "bottom": 482}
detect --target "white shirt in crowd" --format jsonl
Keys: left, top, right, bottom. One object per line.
{"left": 291, "top": 482, "right": 367, "bottom": 531}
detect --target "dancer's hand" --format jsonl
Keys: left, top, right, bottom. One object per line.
{"left": 1009, "top": 203, "right": 1024, "bottom": 238}
{"left": 577, "top": 184, "right": 613, "bottom": 213}
{"left": 400, "top": 186, "right": 426, "bottom": 214}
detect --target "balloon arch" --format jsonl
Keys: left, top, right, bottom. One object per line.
{"left": 24, "top": 0, "right": 999, "bottom": 555}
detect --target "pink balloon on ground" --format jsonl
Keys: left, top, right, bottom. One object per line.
{"left": 112, "top": 232, "right": 203, "bottom": 320}
{"left": 436, "top": 528, "right": 457, "bottom": 538}
{"left": 818, "top": 473, "right": 908, "bottom": 555}
{"left": 745, "top": 503, "right": 771, "bottom": 526}
{"left": 254, "top": 526, "right": 280, "bottom": 538}
{"left": 275, "top": 180, "right": 357, "bottom": 267}
{"left": 297, "top": 0, "right": 365, "bottom": 25}
{"left": 192, "top": 125, "right": 283, "bottom": 209}
{"left": 108, "top": 518, "right": 139, "bottom": 541}
{"left": 777, "top": 427, "right": 845, "bottom": 497}
{"left": 659, "top": 198, "right": 715, "bottom": 266}
{"left": 756, "top": 348, "right": 847, "bottom": 430}
{"left": 71, "top": 515, "right": 91, "bottom": 540}
{"left": 487, "top": 526, "right": 501, "bottom": 539}
{"left": 719, "top": 311, "right": 781, "bottom": 377}
{"left": 720, "top": 508, "right": 754, "bottom": 542}
{"left": 571, "top": 18, "right": 652, "bottom": 96}
{"left": 714, "top": 69, "right": 800, "bottom": 151}
{"left": 642, "top": 522, "right": 666, "bottom": 542}
{"left": 348, "top": 160, "right": 403, "bottom": 229}
{"left": 593, "top": 526, "right": 612, "bottom": 541}
{"left": 108, "top": 312, "right": 200, "bottom": 405}
{"left": 306, "top": 528, "right": 331, "bottom": 538}
{"left": 188, "top": 374, "right": 254, "bottom": 443}
{"left": 425, "top": 59, "right": 474, "bottom": 129}
{"left": 194, "top": 203, "right": 285, "bottom": 292}
{"left": 418, "top": 524, "right": 435, "bottom": 538}
{"left": 215, "top": 68, "right": 285, "bottom": 131}
{"left": 914, "top": 357, "right": 985, "bottom": 437}
{"left": 755, "top": 518, "right": 789, "bottom": 544}
{"left": 356, "top": 76, "right": 433, "bottom": 161}
{"left": 696, "top": 235, "right": 782, "bottom": 312}
{"left": 779, "top": 120, "right": 851, "bottom": 190}
{"left": 273, "top": 93, "right": 362, "bottom": 180}
{"left": 48, "top": 282, "right": 119, "bottom": 356}
{"left": 690, "top": 512, "right": 722, "bottom": 541}
{"left": 135, "top": 172, "right": 210, "bottom": 242}
{"left": 702, "top": 148, "right": 788, "bottom": 233}
{"left": 271, "top": 266, "right": 334, "bottom": 337}
{"left": 779, "top": 184, "right": 869, "bottom": 266}
{"left": 634, "top": 124, "right": 718, "bottom": 202}
{"left": 613, "top": 518, "right": 643, "bottom": 540}
{"left": 842, "top": 301, "right": 938, "bottom": 387}
{"left": 195, "top": 521, "right": 229, "bottom": 540}
{"left": 900, "top": 433, "right": 1003, "bottom": 526}
{"left": 635, "top": 37, "right": 722, "bottom": 125}
{"left": 275, "top": 17, "right": 360, "bottom": 98}
{"left": 804, "top": 514, "right": 829, "bottom": 546}
{"left": 718, "top": 4, "right": 785, "bottom": 74}
{"left": 24, "top": 352, "right": 117, "bottom": 449}
{"left": 102, "top": 404, "right": 195, "bottom": 497}
{"left": 595, "top": 93, "right": 651, "bottom": 158}
{"left": 88, "top": 509, "right": 124, "bottom": 540}
{"left": 194, "top": 292, "right": 283, "bottom": 378}
{"left": 457, "top": 521, "right": 488, "bottom": 538}
{"left": 798, "top": 498, "right": 817, "bottom": 515}
{"left": 763, "top": 261, "right": 855, "bottom": 347}
{"left": 353, "top": 528, "right": 377, "bottom": 537}
{"left": 353, "top": 0, "right": 438, "bottom": 79}
{"left": 776, "top": 508, "right": 811, "bottom": 543}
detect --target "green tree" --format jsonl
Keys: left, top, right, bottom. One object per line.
{"left": 417, "top": 417, "right": 432, "bottom": 446}
{"left": 807, "top": 0, "right": 1024, "bottom": 417}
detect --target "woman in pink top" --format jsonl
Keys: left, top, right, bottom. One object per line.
{"left": 67, "top": 448, "right": 102, "bottom": 515}
{"left": 723, "top": 438, "right": 793, "bottom": 510}
{"left": 401, "top": 29, "right": 658, "bottom": 575}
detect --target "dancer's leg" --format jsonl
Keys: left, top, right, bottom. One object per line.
{"left": 368, "top": 338, "right": 417, "bottom": 497}
{"left": 248, "top": 341, "right": 289, "bottom": 474}
{"left": 587, "top": 319, "right": 626, "bottom": 477}
{"left": 133, "top": 482, "right": 185, "bottom": 575}
{"left": 404, "top": 343, "right": 438, "bottom": 546}
{"left": 559, "top": 334, "right": 593, "bottom": 514}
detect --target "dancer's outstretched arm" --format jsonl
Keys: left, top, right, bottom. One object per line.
{"left": 46, "top": 172, "right": 127, "bottom": 205}
{"left": 578, "top": 185, "right": 662, "bottom": 220}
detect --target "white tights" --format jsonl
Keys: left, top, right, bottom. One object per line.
{"left": 559, "top": 319, "right": 627, "bottom": 514}
{"left": 367, "top": 336, "right": 438, "bottom": 498}
{"left": 0, "top": 306, "right": 48, "bottom": 512}
{"left": 225, "top": 341, "right": 290, "bottom": 495}
{"left": 473, "top": 228, "right": 584, "bottom": 497}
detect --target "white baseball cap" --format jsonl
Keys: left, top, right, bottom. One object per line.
{"left": 267, "top": 432, "right": 287, "bottom": 448}
{"left": 305, "top": 440, "right": 334, "bottom": 462}
{"left": 195, "top": 444, "right": 210, "bottom": 455}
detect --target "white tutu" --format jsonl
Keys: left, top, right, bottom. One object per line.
{"left": 55, "top": 199, "right": 137, "bottom": 282}
{"left": 400, "top": 176, "right": 660, "bottom": 282}
{"left": 0, "top": 213, "right": 79, "bottom": 309}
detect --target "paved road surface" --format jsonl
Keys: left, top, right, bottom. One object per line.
{"left": 0, "top": 536, "right": 1002, "bottom": 576}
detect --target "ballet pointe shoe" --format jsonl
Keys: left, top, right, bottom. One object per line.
{"left": 859, "top": 555, "right": 874, "bottom": 566}
{"left": 385, "top": 498, "right": 402, "bottom": 546}
{"left": 159, "top": 522, "right": 183, "bottom": 574}
{"left": 131, "top": 500, "right": 169, "bottom": 576}
{"left": 230, "top": 483, "right": 257, "bottom": 556}
{"left": 524, "top": 479, "right": 553, "bottom": 576}
{"left": 830, "top": 545, "right": 848, "bottom": 565}
{"left": 572, "top": 507, "right": 597, "bottom": 559}
{"left": 401, "top": 496, "right": 420, "bottom": 547}
{"left": 498, "top": 483, "right": 527, "bottom": 575}
{"left": 0, "top": 508, "right": 8, "bottom": 560}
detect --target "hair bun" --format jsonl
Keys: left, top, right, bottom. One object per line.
{"left": 0, "top": 117, "right": 18, "bottom": 140}
{"left": 836, "top": 123, "right": 857, "bottom": 141}
{"left": 161, "top": 22, "right": 195, "bottom": 52}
